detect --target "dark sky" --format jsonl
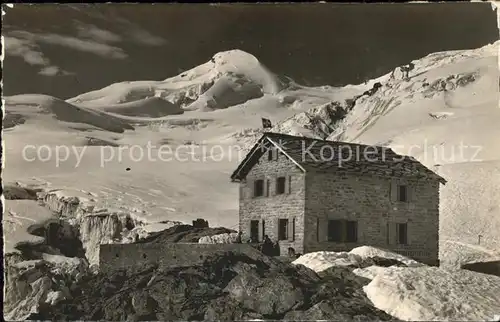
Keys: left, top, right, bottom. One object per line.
{"left": 2, "top": 3, "right": 498, "bottom": 99}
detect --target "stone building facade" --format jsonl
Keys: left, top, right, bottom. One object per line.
{"left": 231, "top": 132, "right": 446, "bottom": 265}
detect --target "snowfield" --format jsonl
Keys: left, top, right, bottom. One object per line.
{"left": 293, "top": 246, "right": 500, "bottom": 321}
{"left": 4, "top": 199, "right": 55, "bottom": 254}
{"left": 3, "top": 49, "right": 369, "bottom": 236}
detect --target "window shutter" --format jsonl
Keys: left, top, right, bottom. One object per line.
{"left": 263, "top": 178, "right": 269, "bottom": 197}
{"left": 394, "top": 222, "right": 399, "bottom": 245}
{"left": 390, "top": 180, "right": 398, "bottom": 202}
{"left": 385, "top": 221, "right": 390, "bottom": 245}
{"left": 341, "top": 220, "right": 346, "bottom": 242}
{"left": 406, "top": 223, "right": 410, "bottom": 245}
{"left": 408, "top": 186, "right": 416, "bottom": 210}
{"left": 246, "top": 221, "right": 252, "bottom": 241}
{"left": 246, "top": 179, "right": 253, "bottom": 199}
{"left": 286, "top": 175, "right": 292, "bottom": 194}
{"left": 288, "top": 217, "right": 295, "bottom": 241}
{"left": 346, "top": 220, "right": 358, "bottom": 243}
{"left": 388, "top": 222, "right": 395, "bottom": 245}
{"left": 274, "top": 218, "right": 280, "bottom": 240}
{"left": 318, "top": 217, "right": 328, "bottom": 242}
{"left": 259, "top": 220, "right": 265, "bottom": 242}
{"left": 316, "top": 217, "right": 320, "bottom": 242}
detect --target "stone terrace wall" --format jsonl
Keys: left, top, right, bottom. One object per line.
{"left": 99, "top": 243, "right": 261, "bottom": 273}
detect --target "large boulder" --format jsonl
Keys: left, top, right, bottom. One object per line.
{"left": 285, "top": 300, "right": 390, "bottom": 321}
{"left": 131, "top": 291, "right": 159, "bottom": 319}
{"left": 203, "top": 297, "right": 263, "bottom": 321}
{"left": 224, "top": 268, "right": 304, "bottom": 316}
{"left": 5, "top": 276, "right": 53, "bottom": 320}
{"left": 4, "top": 254, "right": 89, "bottom": 321}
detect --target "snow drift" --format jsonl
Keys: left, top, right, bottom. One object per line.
{"left": 293, "top": 246, "right": 500, "bottom": 321}
{"left": 293, "top": 246, "right": 424, "bottom": 273}
{"left": 363, "top": 266, "right": 500, "bottom": 321}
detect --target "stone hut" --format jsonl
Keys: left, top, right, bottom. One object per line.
{"left": 230, "top": 132, "right": 446, "bottom": 265}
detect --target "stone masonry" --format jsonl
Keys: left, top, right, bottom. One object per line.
{"left": 239, "top": 149, "right": 306, "bottom": 255}
{"left": 233, "top": 133, "right": 443, "bottom": 265}
{"left": 304, "top": 171, "right": 440, "bottom": 265}
{"left": 99, "top": 243, "right": 262, "bottom": 273}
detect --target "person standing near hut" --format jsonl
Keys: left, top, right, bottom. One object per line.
{"left": 235, "top": 231, "right": 243, "bottom": 243}
{"left": 262, "top": 235, "right": 273, "bottom": 256}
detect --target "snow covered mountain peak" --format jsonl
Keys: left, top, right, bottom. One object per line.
{"left": 64, "top": 49, "right": 280, "bottom": 111}
{"left": 163, "top": 48, "right": 280, "bottom": 96}
{"left": 211, "top": 49, "right": 260, "bottom": 68}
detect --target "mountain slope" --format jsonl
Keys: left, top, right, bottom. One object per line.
{"left": 328, "top": 42, "right": 500, "bottom": 265}
{"left": 4, "top": 94, "right": 135, "bottom": 133}
{"left": 254, "top": 42, "right": 500, "bottom": 266}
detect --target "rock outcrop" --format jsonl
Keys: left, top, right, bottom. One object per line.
{"left": 32, "top": 251, "right": 395, "bottom": 321}
{"left": 138, "top": 224, "right": 235, "bottom": 244}
{"left": 198, "top": 232, "right": 239, "bottom": 244}
{"left": 4, "top": 253, "right": 89, "bottom": 321}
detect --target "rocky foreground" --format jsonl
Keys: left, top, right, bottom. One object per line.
{"left": 28, "top": 248, "right": 400, "bottom": 321}
{"left": 3, "top": 184, "right": 399, "bottom": 321}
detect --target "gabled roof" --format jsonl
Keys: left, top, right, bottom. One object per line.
{"left": 230, "top": 132, "right": 447, "bottom": 184}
